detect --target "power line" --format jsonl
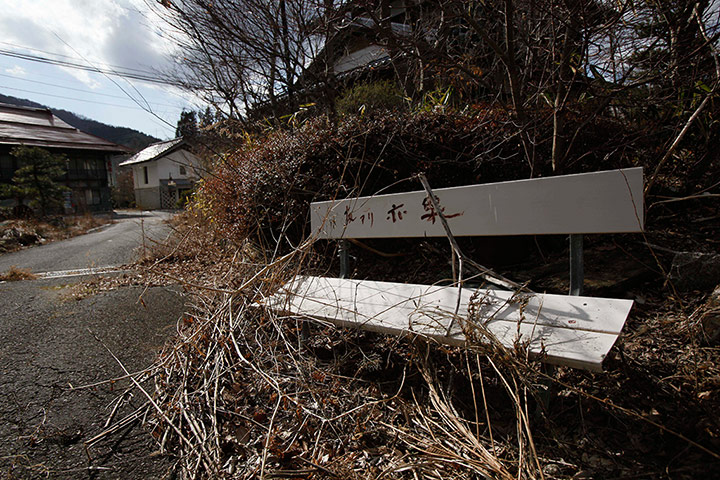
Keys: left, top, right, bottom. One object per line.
{"left": 0, "top": 34, "right": 205, "bottom": 135}
{"left": 1, "top": 62, "right": 95, "bottom": 83}
{"left": 0, "top": 85, "right": 185, "bottom": 112}
{"left": 1, "top": 82, "right": 183, "bottom": 138}
{"left": 0, "top": 41, "right": 160, "bottom": 77}
{"left": 0, "top": 59, "right": 202, "bottom": 118}
{"left": 47, "top": 28, "right": 175, "bottom": 132}
{"left": 0, "top": 72, "right": 181, "bottom": 108}
{"left": 0, "top": 49, "right": 183, "bottom": 86}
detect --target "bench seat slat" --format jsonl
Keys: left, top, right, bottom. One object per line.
{"left": 271, "top": 276, "right": 634, "bottom": 371}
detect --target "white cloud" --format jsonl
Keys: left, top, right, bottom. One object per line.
{"left": 103, "top": 8, "right": 172, "bottom": 73}
{"left": 0, "top": 0, "right": 176, "bottom": 88}
{"left": 5, "top": 65, "right": 26, "bottom": 76}
{"left": 64, "top": 69, "right": 103, "bottom": 90}
{"left": 0, "top": 0, "right": 197, "bottom": 138}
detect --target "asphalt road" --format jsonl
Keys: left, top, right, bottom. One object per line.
{"left": 0, "top": 210, "right": 174, "bottom": 274}
{"left": 0, "top": 210, "right": 185, "bottom": 478}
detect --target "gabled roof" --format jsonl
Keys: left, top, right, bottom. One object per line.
{"left": 119, "top": 138, "right": 186, "bottom": 166}
{"left": 298, "top": 15, "right": 409, "bottom": 86}
{"left": 0, "top": 103, "right": 130, "bottom": 152}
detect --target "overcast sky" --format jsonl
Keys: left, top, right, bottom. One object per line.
{"left": 0, "top": 0, "right": 199, "bottom": 140}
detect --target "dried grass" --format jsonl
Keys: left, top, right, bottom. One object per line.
{"left": 82, "top": 216, "right": 552, "bottom": 479}
{"left": 82, "top": 212, "right": 720, "bottom": 479}
{"left": 0, "top": 214, "right": 113, "bottom": 254}
{"left": 131, "top": 299, "right": 543, "bottom": 478}
{"left": 0, "top": 265, "right": 37, "bottom": 281}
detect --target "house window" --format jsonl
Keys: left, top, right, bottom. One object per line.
{"left": 85, "top": 189, "right": 101, "bottom": 205}
{"left": 179, "top": 165, "right": 186, "bottom": 175}
{"left": 143, "top": 166, "right": 148, "bottom": 184}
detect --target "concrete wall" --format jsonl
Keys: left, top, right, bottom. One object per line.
{"left": 158, "top": 150, "right": 202, "bottom": 181}
{"left": 131, "top": 150, "right": 201, "bottom": 191}
{"left": 134, "top": 187, "right": 161, "bottom": 210}
{"left": 133, "top": 162, "right": 159, "bottom": 189}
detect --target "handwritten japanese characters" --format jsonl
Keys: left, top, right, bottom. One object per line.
{"left": 420, "top": 196, "right": 463, "bottom": 224}
{"left": 335, "top": 195, "right": 464, "bottom": 232}
{"left": 344, "top": 205, "right": 374, "bottom": 227}
{"left": 386, "top": 203, "right": 407, "bottom": 223}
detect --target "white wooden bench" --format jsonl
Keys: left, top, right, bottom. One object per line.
{"left": 271, "top": 168, "right": 644, "bottom": 371}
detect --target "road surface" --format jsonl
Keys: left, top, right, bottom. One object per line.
{"left": 0, "top": 210, "right": 174, "bottom": 275}
{"left": 0, "top": 210, "right": 184, "bottom": 478}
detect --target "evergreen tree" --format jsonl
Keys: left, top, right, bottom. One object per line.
{"left": 1, "top": 147, "right": 69, "bottom": 217}
{"left": 199, "top": 106, "right": 215, "bottom": 128}
{"left": 175, "top": 109, "right": 198, "bottom": 140}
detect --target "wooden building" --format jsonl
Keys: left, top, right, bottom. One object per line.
{"left": 0, "top": 103, "right": 129, "bottom": 212}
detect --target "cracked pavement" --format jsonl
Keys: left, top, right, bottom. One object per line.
{"left": 0, "top": 211, "right": 186, "bottom": 478}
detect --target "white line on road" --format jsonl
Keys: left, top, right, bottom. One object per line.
{"left": 35, "top": 266, "right": 129, "bottom": 279}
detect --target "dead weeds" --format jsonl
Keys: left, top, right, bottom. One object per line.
{"left": 0, "top": 265, "right": 38, "bottom": 281}
{"left": 80, "top": 212, "right": 720, "bottom": 479}
{"left": 0, "top": 214, "right": 113, "bottom": 254}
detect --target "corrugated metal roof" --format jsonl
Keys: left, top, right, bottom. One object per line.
{"left": 118, "top": 138, "right": 184, "bottom": 166}
{"left": 334, "top": 44, "right": 390, "bottom": 74}
{"left": 0, "top": 103, "right": 129, "bottom": 152}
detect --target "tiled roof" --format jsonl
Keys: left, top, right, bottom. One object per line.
{"left": 118, "top": 138, "right": 184, "bottom": 166}
{"left": 0, "top": 103, "right": 129, "bottom": 152}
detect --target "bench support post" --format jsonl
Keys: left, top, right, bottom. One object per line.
{"left": 300, "top": 319, "right": 310, "bottom": 344}
{"left": 569, "top": 234, "right": 584, "bottom": 296}
{"left": 303, "top": 240, "right": 350, "bottom": 346}
{"left": 339, "top": 240, "right": 350, "bottom": 279}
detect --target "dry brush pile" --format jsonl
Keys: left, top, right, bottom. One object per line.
{"left": 92, "top": 230, "right": 558, "bottom": 479}
{"left": 80, "top": 210, "right": 720, "bottom": 480}
{"left": 0, "top": 214, "right": 112, "bottom": 254}
{"left": 88, "top": 111, "right": 719, "bottom": 478}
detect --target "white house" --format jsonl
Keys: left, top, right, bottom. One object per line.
{"left": 119, "top": 138, "right": 202, "bottom": 210}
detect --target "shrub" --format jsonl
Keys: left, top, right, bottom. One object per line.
{"left": 195, "top": 109, "right": 528, "bottom": 243}
{"left": 111, "top": 168, "right": 135, "bottom": 208}
{"left": 195, "top": 104, "right": 641, "bottom": 246}
{"left": 1, "top": 147, "right": 69, "bottom": 217}
{"left": 336, "top": 80, "right": 407, "bottom": 116}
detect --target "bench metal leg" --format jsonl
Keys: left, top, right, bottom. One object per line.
{"left": 569, "top": 234, "right": 584, "bottom": 296}
{"left": 300, "top": 321, "right": 311, "bottom": 345}
{"left": 302, "top": 240, "right": 349, "bottom": 349}
{"left": 536, "top": 363, "right": 556, "bottom": 416}
{"left": 339, "top": 239, "right": 350, "bottom": 279}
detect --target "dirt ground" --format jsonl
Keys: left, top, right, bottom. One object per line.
{"left": 0, "top": 276, "right": 185, "bottom": 479}
{"left": 0, "top": 215, "right": 114, "bottom": 255}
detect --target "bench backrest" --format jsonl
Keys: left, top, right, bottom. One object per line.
{"left": 311, "top": 167, "right": 644, "bottom": 239}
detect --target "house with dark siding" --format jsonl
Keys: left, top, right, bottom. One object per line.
{"left": 0, "top": 103, "right": 130, "bottom": 212}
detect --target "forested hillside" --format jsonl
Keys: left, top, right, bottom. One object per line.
{"left": 0, "top": 94, "right": 159, "bottom": 151}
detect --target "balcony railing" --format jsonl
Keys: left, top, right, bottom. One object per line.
{"left": 66, "top": 169, "right": 105, "bottom": 180}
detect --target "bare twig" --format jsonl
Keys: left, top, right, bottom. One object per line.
{"left": 417, "top": 174, "right": 529, "bottom": 336}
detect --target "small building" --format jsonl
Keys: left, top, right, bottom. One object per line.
{"left": 0, "top": 103, "right": 130, "bottom": 212}
{"left": 248, "top": 2, "right": 412, "bottom": 120}
{"left": 119, "top": 138, "right": 202, "bottom": 210}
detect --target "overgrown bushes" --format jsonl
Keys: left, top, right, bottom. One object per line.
{"left": 198, "top": 110, "right": 506, "bottom": 242}
{"left": 195, "top": 108, "right": 635, "bottom": 245}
